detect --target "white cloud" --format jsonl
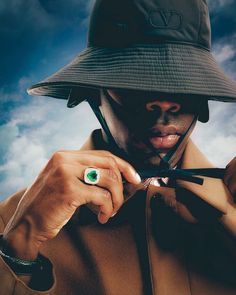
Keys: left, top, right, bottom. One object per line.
{"left": 0, "top": 76, "right": 34, "bottom": 103}
{"left": 192, "top": 101, "right": 236, "bottom": 166}
{"left": 212, "top": 36, "right": 236, "bottom": 79}
{"left": 0, "top": 122, "right": 19, "bottom": 159}
{"left": 213, "top": 44, "right": 235, "bottom": 64}
{"left": 0, "top": 96, "right": 99, "bottom": 200}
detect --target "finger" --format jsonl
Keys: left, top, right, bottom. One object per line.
{"left": 97, "top": 168, "right": 124, "bottom": 212}
{"left": 77, "top": 180, "right": 114, "bottom": 223}
{"left": 50, "top": 159, "right": 124, "bottom": 213}
{"left": 49, "top": 163, "right": 115, "bottom": 222}
{"left": 49, "top": 152, "right": 122, "bottom": 183}
{"left": 78, "top": 150, "right": 141, "bottom": 184}
{"left": 80, "top": 166, "right": 124, "bottom": 212}
{"left": 49, "top": 150, "right": 141, "bottom": 184}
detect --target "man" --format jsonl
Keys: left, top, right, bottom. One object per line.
{"left": 1, "top": 0, "right": 236, "bottom": 294}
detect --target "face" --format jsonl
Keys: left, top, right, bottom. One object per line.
{"left": 100, "top": 89, "right": 205, "bottom": 168}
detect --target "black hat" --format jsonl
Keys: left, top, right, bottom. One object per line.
{"left": 28, "top": 0, "right": 236, "bottom": 103}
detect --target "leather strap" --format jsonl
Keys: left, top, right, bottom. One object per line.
{"left": 0, "top": 248, "right": 49, "bottom": 275}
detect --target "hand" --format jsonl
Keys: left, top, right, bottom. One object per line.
{"left": 2, "top": 150, "right": 141, "bottom": 260}
{"left": 224, "top": 157, "right": 236, "bottom": 200}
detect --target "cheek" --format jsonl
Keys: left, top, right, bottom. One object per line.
{"left": 177, "top": 114, "right": 195, "bottom": 130}
{"left": 101, "top": 103, "right": 131, "bottom": 142}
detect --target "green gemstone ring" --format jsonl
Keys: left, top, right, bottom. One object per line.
{"left": 84, "top": 168, "right": 100, "bottom": 185}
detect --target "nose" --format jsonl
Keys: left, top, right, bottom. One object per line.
{"left": 146, "top": 100, "right": 181, "bottom": 113}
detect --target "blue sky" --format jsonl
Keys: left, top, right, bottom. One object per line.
{"left": 0, "top": 0, "right": 236, "bottom": 200}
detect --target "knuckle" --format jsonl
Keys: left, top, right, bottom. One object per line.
{"left": 101, "top": 204, "right": 113, "bottom": 216}
{"left": 53, "top": 178, "right": 74, "bottom": 195}
{"left": 106, "top": 156, "right": 117, "bottom": 168}
{"left": 112, "top": 199, "right": 123, "bottom": 210}
{"left": 65, "top": 199, "right": 79, "bottom": 210}
{"left": 62, "top": 180, "right": 75, "bottom": 194}
{"left": 56, "top": 192, "right": 79, "bottom": 210}
{"left": 53, "top": 164, "right": 68, "bottom": 178}
{"left": 100, "top": 150, "right": 113, "bottom": 156}
{"left": 125, "top": 163, "right": 135, "bottom": 173}
{"left": 51, "top": 151, "right": 64, "bottom": 165}
{"left": 102, "top": 189, "right": 112, "bottom": 200}
{"left": 107, "top": 169, "right": 118, "bottom": 181}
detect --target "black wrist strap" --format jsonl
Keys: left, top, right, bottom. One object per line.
{"left": 0, "top": 248, "right": 50, "bottom": 276}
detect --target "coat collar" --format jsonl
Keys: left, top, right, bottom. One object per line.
{"left": 178, "top": 139, "right": 231, "bottom": 214}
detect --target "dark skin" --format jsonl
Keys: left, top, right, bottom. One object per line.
{"left": 224, "top": 157, "right": 236, "bottom": 200}
{"left": 3, "top": 89, "right": 236, "bottom": 286}
{"left": 101, "top": 89, "right": 203, "bottom": 168}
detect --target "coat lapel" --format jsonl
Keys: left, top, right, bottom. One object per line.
{"left": 177, "top": 139, "right": 232, "bottom": 214}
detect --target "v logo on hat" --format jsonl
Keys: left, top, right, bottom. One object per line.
{"left": 149, "top": 10, "right": 182, "bottom": 30}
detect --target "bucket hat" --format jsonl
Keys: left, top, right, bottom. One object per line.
{"left": 28, "top": 0, "right": 236, "bottom": 103}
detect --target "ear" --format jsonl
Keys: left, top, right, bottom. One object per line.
{"left": 198, "top": 100, "right": 209, "bottom": 123}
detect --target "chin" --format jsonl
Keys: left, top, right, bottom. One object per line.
{"left": 127, "top": 149, "right": 166, "bottom": 168}
{"left": 142, "top": 155, "right": 165, "bottom": 167}
{"left": 122, "top": 141, "right": 172, "bottom": 167}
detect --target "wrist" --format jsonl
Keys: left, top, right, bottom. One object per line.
{"left": 0, "top": 237, "right": 52, "bottom": 278}
{"left": 2, "top": 221, "right": 40, "bottom": 261}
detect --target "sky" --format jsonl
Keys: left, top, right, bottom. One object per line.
{"left": 0, "top": 0, "right": 236, "bottom": 200}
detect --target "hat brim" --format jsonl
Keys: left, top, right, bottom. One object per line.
{"left": 28, "top": 43, "right": 236, "bottom": 103}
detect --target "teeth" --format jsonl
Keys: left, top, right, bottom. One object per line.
{"left": 150, "top": 134, "right": 178, "bottom": 139}
{"left": 155, "top": 134, "right": 177, "bottom": 138}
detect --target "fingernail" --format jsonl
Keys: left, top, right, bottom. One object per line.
{"left": 152, "top": 179, "right": 160, "bottom": 187}
{"left": 98, "top": 212, "right": 108, "bottom": 224}
{"left": 135, "top": 172, "right": 141, "bottom": 183}
{"left": 111, "top": 212, "right": 117, "bottom": 217}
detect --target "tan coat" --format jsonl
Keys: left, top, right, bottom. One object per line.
{"left": 0, "top": 130, "right": 236, "bottom": 295}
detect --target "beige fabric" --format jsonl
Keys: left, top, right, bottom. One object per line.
{"left": 0, "top": 130, "right": 236, "bottom": 295}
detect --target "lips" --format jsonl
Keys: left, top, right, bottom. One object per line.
{"left": 131, "top": 127, "right": 181, "bottom": 154}
{"left": 149, "top": 134, "right": 180, "bottom": 149}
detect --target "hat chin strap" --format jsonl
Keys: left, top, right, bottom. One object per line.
{"left": 86, "top": 97, "right": 225, "bottom": 185}
{"left": 87, "top": 97, "right": 129, "bottom": 161}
